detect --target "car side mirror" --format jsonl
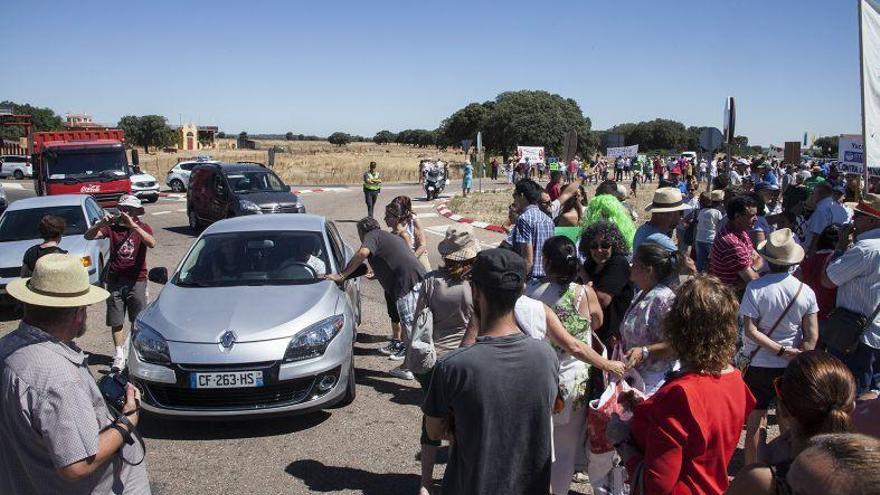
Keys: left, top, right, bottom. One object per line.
{"left": 343, "top": 264, "right": 368, "bottom": 281}
{"left": 148, "top": 267, "right": 168, "bottom": 284}
{"left": 285, "top": 184, "right": 292, "bottom": 192}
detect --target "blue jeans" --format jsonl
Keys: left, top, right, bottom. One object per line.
{"left": 695, "top": 241, "right": 712, "bottom": 273}
{"left": 831, "top": 342, "right": 880, "bottom": 394}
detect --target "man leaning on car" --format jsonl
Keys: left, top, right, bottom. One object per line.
{"left": 0, "top": 253, "right": 150, "bottom": 494}
{"left": 84, "top": 194, "right": 157, "bottom": 371}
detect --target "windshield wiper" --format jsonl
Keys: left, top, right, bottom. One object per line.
{"left": 175, "top": 280, "right": 212, "bottom": 287}
{"left": 61, "top": 177, "right": 82, "bottom": 184}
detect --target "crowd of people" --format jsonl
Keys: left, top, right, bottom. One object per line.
{"left": 2, "top": 150, "right": 880, "bottom": 494}
{"left": 335, "top": 154, "right": 880, "bottom": 495}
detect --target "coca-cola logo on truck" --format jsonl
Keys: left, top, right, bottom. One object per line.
{"left": 80, "top": 184, "right": 101, "bottom": 194}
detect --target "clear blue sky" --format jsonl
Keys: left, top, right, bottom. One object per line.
{"left": 1, "top": 0, "right": 863, "bottom": 146}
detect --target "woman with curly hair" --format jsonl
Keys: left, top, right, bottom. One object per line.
{"left": 579, "top": 220, "right": 634, "bottom": 348}
{"left": 581, "top": 194, "right": 637, "bottom": 249}
{"left": 610, "top": 275, "right": 756, "bottom": 495}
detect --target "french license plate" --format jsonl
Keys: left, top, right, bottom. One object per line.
{"left": 190, "top": 370, "right": 263, "bottom": 389}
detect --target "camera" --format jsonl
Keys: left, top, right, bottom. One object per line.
{"left": 98, "top": 370, "right": 129, "bottom": 412}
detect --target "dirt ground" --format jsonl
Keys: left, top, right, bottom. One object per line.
{"left": 133, "top": 140, "right": 468, "bottom": 185}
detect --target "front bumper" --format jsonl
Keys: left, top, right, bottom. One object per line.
{"left": 132, "top": 187, "right": 160, "bottom": 198}
{"left": 128, "top": 329, "right": 352, "bottom": 417}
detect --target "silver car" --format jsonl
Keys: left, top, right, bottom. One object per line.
{"left": 129, "top": 214, "right": 362, "bottom": 417}
{"left": 165, "top": 160, "right": 217, "bottom": 192}
{"left": 0, "top": 195, "right": 109, "bottom": 299}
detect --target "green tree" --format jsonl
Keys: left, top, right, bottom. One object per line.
{"left": 285, "top": 131, "right": 295, "bottom": 141}
{"left": 328, "top": 132, "right": 352, "bottom": 146}
{"left": 0, "top": 101, "right": 64, "bottom": 140}
{"left": 482, "top": 91, "right": 592, "bottom": 159}
{"left": 117, "top": 115, "right": 141, "bottom": 147}
{"left": 438, "top": 102, "right": 492, "bottom": 149}
{"left": 239, "top": 131, "right": 248, "bottom": 139}
{"left": 217, "top": 131, "right": 226, "bottom": 138}
{"left": 814, "top": 135, "right": 839, "bottom": 156}
{"left": 373, "top": 130, "right": 397, "bottom": 144}
{"left": 138, "top": 115, "right": 175, "bottom": 153}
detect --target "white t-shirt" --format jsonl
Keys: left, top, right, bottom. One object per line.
{"left": 514, "top": 295, "right": 547, "bottom": 339}
{"left": 696, "top": 208, "right": 724, "bottom": 243}
{"left": 805, "top": 197, "right": 851, "bottom": 246}
{"left": 739, "top": 273, "right": 818, "bottom": 368}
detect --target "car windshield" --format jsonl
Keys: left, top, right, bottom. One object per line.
{"left": 0, "top": 206, "right": 87, "bottom": 242}
{"left": 225, "top": 172, "right": 287, "bottom": 193}
{"left": 46, "top": 148, "right": 128, "bottom": 180}
{"left": 174, "top": 231, "right": 329, "bottom": 287}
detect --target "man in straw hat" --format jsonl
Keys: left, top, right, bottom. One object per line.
{"left": 84, "top": 194, "right": 157, "bottom": 371}
{"left": 0, "top": 254, "right": 150, "bottom": 494}
{"left": 739, "top": 228, "right": 819, "bottom": 464}
{"left": 822, "top": 193, "right": 880, "bottom": 394}
{"left": 632, "top": 187, "right": 691, "bottom": 253}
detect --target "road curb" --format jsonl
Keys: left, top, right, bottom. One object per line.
{"left": 436, "top": 191, "right": 509, "bottom": 234}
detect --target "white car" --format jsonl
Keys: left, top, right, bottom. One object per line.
{"left": 130, "top": 171, "right": 160, "bottom": 203}
{"left": 0, "top": 195, "right": 109, "bottom": 300}
{"left": 166, "top": 160, "right": 217, "bottom": 192}
{"left": 0, "top": 155, "right": 33, "bottom": 180}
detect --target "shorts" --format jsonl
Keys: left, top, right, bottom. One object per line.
{"left": 395, "top": 286, "right": 420, "bottom": 340}
{"left": 106, "top": 278, "right": 147, "bottom": 327}
{"left": 744, "top": 366, "right": 785, "bottom": 410}
{"left": 384, "top": 291, "right": 400, "bottom": 324}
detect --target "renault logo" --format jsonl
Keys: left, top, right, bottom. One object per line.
{"left": 220, "top": 331, "right": 237, "bottom": 350}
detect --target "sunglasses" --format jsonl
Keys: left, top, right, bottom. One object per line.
{"left": 590, "top": 242, "right": 612, "bottom": 250}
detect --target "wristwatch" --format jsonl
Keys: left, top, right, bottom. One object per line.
{"left": 776, "top": 346, "right": 787, "bottom": 357}
{"left": 114, "top": 415, "right": 136, "bottom": 445}
{"left": 641, "top": 346, "right": 650, "bottom": 360}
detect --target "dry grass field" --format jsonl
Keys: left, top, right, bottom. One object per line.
{"left": 134, "top": 139, "right": 467, "bottom": 185}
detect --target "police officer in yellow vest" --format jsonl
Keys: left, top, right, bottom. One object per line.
{"left": 363, "top": 161, "right": 382, "bottom": 218}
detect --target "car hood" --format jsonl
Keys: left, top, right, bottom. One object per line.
{"left": 130, "top": 173, "right": 157, "bottom": 182}
{"left": 0, "top": 236, "right": 91, "bottom": 269}
{"left": 140, "top": 280, "right": 340, "bottom": 343}
{"left": 238, "top": 191, "right": 300, "bottom": 207}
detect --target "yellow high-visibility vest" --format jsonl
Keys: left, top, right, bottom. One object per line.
{"left": 363, "top": 171, "right": 381, "bottom": 191}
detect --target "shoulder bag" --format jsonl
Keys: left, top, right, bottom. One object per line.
{"left": 819, "top": 300, "right": 880, "bottom": 355}
{"left": 736, "top": 282, "right": 803, "bottom": 374}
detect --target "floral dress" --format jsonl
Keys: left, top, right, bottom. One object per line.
{"left": 619, "top": 284, "right": 677, "bottom": 394}
{"left": 527, "top": 281, "right": 593, "bottom": 419}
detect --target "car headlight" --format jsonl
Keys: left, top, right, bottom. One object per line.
{"left": 132, "top": 320, "right": 171, "bottom": 365}
{"left": 239, "top": 199, "right": 261, "bottom": 213}
{"left": 283, "top": 315, "right": 344, "bottom": 362}
{"left": 295, "top": 201, "right": 305, "bottom": 213}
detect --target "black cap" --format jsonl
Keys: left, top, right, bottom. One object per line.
{"left": 471, "top": 248, "right": 527, "bottom": 290}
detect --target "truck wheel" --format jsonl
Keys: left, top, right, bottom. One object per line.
{"left": 13, "top": 170, "right": 24, "bottom": 180}
{"left": 170, "top": 179, "right": 185, "bottom": 192}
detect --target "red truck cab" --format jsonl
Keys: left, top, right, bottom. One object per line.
{"left": 32, "top": 130, "right": 132, "bottom": 207}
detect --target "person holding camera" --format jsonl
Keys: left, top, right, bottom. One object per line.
{"left": 85, "top": 195, "right": 157, "bottom": 371}
{"left": 0, "top": 253, "right": 150, "bottom": 494}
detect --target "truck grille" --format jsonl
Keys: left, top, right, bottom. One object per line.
{"left": 93, "top": 192, "right": 124, "bottom": 204}
{"left": 143, "top": 377, "right": 316, "bottom": 410}
{"left": 0, "top": 266, "right": 21, "bottom": 278}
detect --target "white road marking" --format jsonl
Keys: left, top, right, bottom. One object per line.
{"left": 176, "top": 208, "right": 187, "bottom": 212}
{"left": 425, "top": 225, "right": 450, "bottom": 236}
{"left": 151, "top": 211, "right": 172, "bottom": 216}
{"left": 0, "top": 182, "right": 24, "bottom": 190}
{"left": 412, "top": 204, "right": 434, "bottom": 209}
{"left": 416, "top": 212, "right": 439, "bottom": 218}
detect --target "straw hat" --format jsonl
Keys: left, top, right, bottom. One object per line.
{"left": 710, "top": 190, "right": 725, "bottom": 202}
{"left": 854, "top": 193, "right": 880, "bottom": 220}
{"left": 438, "top": 224, "right": 480, "bottom": 261}
{"left": 757, "top": 228, "right": 804, "bottom": 266}
{"left": 645, "top": 187, "right": 691, "bottom": 213}
{"left": 6, "top": 253, "right": 109, "bottom": 307}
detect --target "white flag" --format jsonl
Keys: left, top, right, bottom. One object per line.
{"left": 862, "top": 0, "right": 880, "bottom": 173}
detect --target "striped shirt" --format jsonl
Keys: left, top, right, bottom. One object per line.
{"left": 510, "top": 205, "right": 555, "bottom": 279}
{"left": 710, "top": 224, "right": 754, "bottom": 288}
{"left": 826, "top": 227, "right": 880, "bottom": 349}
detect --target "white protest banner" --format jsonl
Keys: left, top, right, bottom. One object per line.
{"left": 861, "top": 0, "right": 880, "bottom": 179}
{"left": 516, "top": 146, "right": 545, "bottom": 165}
{"left": 606, "top": 144, "right": 639, "bottom": 159}
{"left": 838, "top": 134, "right": 880, "bottom": 177}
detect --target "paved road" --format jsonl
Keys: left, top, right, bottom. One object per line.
{"left": 1, "top": 179, "right": 597, "bottom": 495}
